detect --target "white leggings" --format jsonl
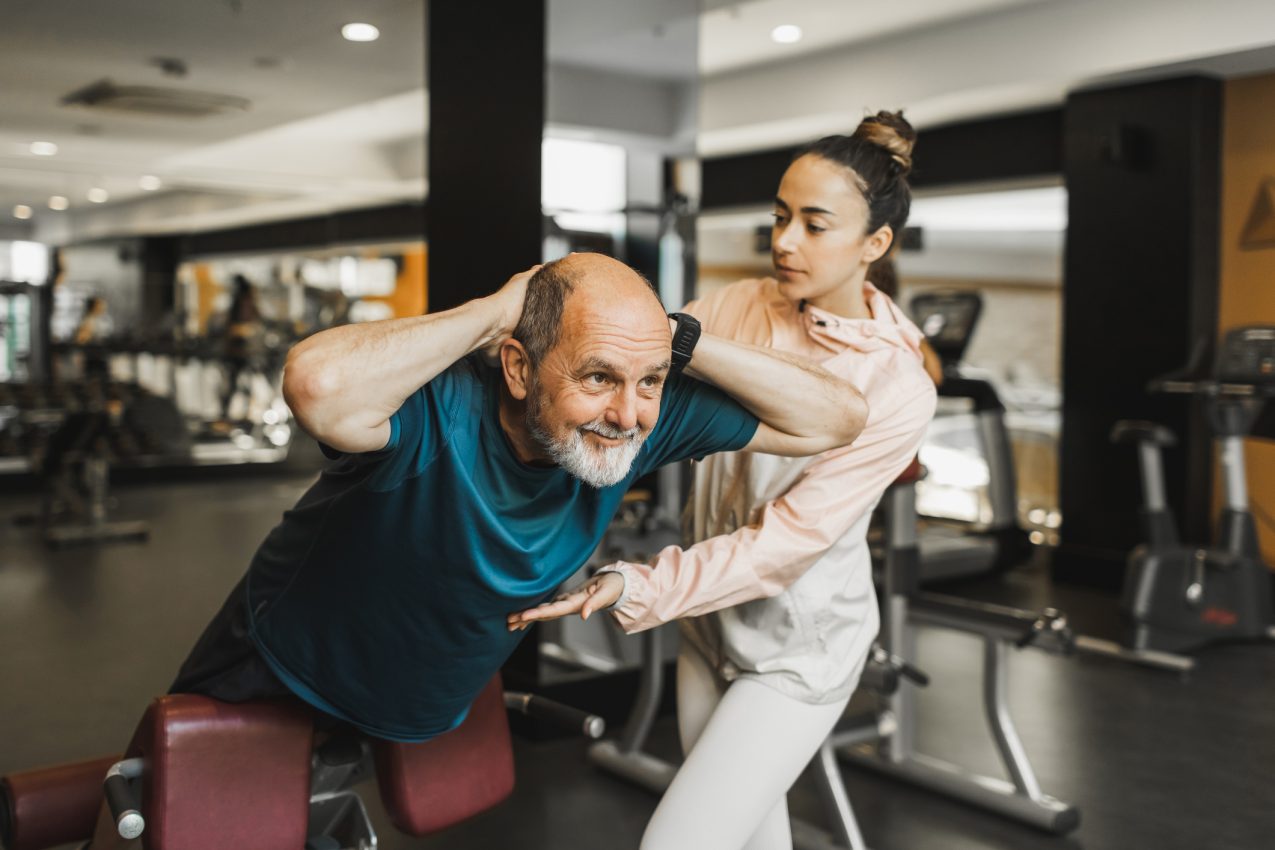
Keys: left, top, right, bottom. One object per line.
{"left": 639, "top": 644, "right": 851, "bottom": 850}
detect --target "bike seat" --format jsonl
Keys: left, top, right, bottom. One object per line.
{"left": 1110, "top": 420, "right": 1177, "bottom": 447}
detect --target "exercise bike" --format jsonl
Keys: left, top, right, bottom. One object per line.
{"left": 1082, "top": 326, "right": 1275, "bottom": 671}
{"left": 908, "top": 291, "right": 1033, "bottom": 582}
{"left": 27, "top": 383, "right": 154, "bottom": 549}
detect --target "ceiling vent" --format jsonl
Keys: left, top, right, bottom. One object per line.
{"left": 62, "top": 79, "right": 250, "bottom": 118}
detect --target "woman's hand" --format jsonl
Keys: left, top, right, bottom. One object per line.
{"left": 506, "top": 572, "right": 625, "bottom": 631}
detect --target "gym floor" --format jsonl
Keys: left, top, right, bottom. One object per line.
{"left": 1, "top": 471, "right": 1272, "bottom": 850}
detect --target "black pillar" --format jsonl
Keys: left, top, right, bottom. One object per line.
{"left": 1054, "top": 76, "right": 1221, "bottom": 587}
{"left": 426, "top": 2, "right": 545, "bottom": 313}
{"left": 427, "top": 2, "right": 549, "bottom": 695}
{"left": 140, "top": 237, "right": 180, "bottom": 326}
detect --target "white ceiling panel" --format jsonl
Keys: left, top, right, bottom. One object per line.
{"left": 699, "top": 0, "right": 1053, "bottom": 76}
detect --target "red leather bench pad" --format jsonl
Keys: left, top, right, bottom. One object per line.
{"left": 2, "top": 753, "right": 121, "bottom": 850}
{"left": 374, "top": 675, "right": 515, "bottom": 836}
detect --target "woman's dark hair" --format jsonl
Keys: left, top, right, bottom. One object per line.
{"left": 867, "top": 254, "right": 899, "bottom": 299}
{"left": 796, "top": 110, "right": 916, "bottom": 240}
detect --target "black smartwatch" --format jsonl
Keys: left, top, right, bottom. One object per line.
{"left": 668, "top": 312, "right": 701, "bottom": 374}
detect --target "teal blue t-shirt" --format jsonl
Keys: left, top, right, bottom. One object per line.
{"left": 245, "top": 356, "right": 758, "bottom": 742}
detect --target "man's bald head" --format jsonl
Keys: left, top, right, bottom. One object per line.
{"left": 513, "top": 253, "right": 664, "bottom": 366}
{"left": 501, "top": 254, "right": 673, "bottom": 488}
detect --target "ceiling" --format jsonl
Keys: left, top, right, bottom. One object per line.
{"left": 0, "top": 0, "right": 425, "bottom": 238}
{"left": 699, "top": 0, "right": 1051, "bottom": 75}
{"left": 2, "top": 0, "right": 1274, "bottom": 245}
{"left": 548, "top": 0, "right": 1052, "bottom": 80}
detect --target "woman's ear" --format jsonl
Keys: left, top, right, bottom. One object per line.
{"left": 864, "top": 225, "right": 895, "bottom": 264}
{"left": 501, "top": 339, "right": 532, "bottom": 401}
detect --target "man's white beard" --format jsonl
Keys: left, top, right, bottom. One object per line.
{"left": 528, "top": 397, "right": 646, "bottom": 489}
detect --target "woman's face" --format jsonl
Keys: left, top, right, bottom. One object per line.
{"left": 771, "top": 154, "right": 892, "bottom": 305}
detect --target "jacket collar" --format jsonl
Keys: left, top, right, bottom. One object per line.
{"left": 787, "top": 280, "right": 926, "bottom": 357}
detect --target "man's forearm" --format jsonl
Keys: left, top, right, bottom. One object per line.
{"left": 685, "top": 333, "right": 865, "bottom": 440}
{"left": 284, "top": 297, "right": 503, "bottom": 452}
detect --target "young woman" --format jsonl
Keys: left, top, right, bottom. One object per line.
{"left": 510, "top": 111, "right": 937, "bottom": 850}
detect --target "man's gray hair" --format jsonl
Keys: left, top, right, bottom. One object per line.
{"left": 513, "top": 260, "right": 574, "bottom": 366}
{"left": 513, "top": 256, "right": 662, "bottom": 366}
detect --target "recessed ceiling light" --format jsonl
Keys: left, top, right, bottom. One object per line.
{"left": 139, "top": 175, "right": 162, "bottom": 191}
{"left": 30, "top": 141, "right": 59, "bottom": 156}
{"left": 13, "top": 205, "right": 33, "bottom": 220}
{"left": 342, "top": 22, "right": 380, "bottom": 42}
{"left": 88, "top": 187, "right": 110, "bottom": 203}
{"left": 771, "top": 24, "right": 803, "bottom": 44}
{"left": 48, "top": 195, "right": 69, "bottom": 211}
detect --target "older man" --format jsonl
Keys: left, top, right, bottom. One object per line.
{"left": 168, "top": 253, "right": 867, "bottom": 743}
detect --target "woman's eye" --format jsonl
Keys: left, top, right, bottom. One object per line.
{"left": 771, "top": 212, "right": 787, "bottom": 224}
{"left": 807, "top": 223, "right": 825, "bottom": 234}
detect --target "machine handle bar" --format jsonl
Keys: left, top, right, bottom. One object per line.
{"left": 1014, "top": 608, "right": 1074, "bottom": 652}
{"left": 505, "top": 692, "right": 606, "bottom": 739}
{"left": 104, "top": 758, "right": 145, "bottom": 840}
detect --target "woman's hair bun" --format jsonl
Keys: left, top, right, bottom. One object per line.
{"left": 795, "top": 110, "right": 915, "bottom": 235}
{"left": 851, "top": 110, "right": 916, "bottom": 176}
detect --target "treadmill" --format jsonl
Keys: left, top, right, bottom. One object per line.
{"left": 910, "top": 291, "right": 1032, "bottom": 581}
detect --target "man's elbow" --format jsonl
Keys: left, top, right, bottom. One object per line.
{"left": 834, "top": 392, "right": 869, "bottom": 448}
{"left": 782, "top": 387, "right": 867, "bottom": 455}
{"left": 282, "top": 347, "right": 337, "bottom": 429}
{"left": 782, "top": 391, "right": 867, "bottom": 456}
{"left": 846, "top": 392, "right": 867, "bottom": 446}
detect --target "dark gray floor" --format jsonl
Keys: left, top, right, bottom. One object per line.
{"left": 2, "top": 474, "right": 1273, "bottom": 850}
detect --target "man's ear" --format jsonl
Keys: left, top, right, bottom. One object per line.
{"left": 501, "top": 339, "right": 532, "bottom": 401}
{"left": 864, "top": 225, "right": 894, "bottom": 264}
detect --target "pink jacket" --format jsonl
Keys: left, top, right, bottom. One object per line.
{"left": 603, "top": 277, "right": 936, "bottom": 702}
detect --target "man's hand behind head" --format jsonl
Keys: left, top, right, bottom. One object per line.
{"left": 489, "top": 265, "right": 541, "bottom": 339}
{"left": 478, "top": 264, "right": 541, "bottom": 364}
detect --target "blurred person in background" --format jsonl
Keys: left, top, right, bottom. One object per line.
{"left": 74, "top": 295, "right": 114, "bottom": 384}
{"left": 215, "top": 274, "right": 265, "bottom": 423}
{"left": 73, "top": 295, "right": 113, "bottom": 345}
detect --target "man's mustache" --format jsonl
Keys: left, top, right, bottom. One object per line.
{"left": 581, "top": 421, "right": 643, "bottom": 442}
